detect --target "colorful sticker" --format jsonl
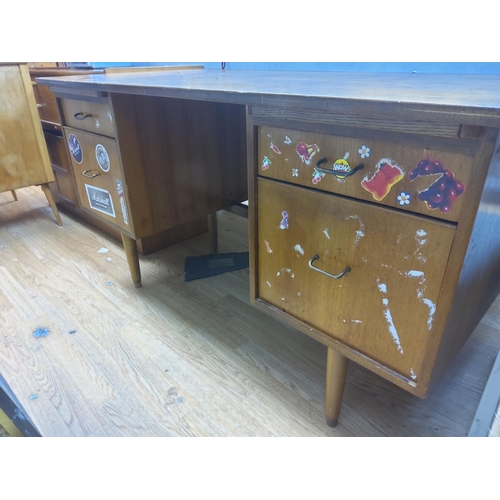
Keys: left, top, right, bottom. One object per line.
{"left": 95, "top": 144, "right": 110, "bottom": 172}
{"left": 296, "top": 142, "right": 320, "bottom": 165}
{"left": 116, "top": 180, "right": 129, "bottom": 225}
{"left": 270, "top": 142, "right": 282, "bottom": 154}
{"left": 85, "top": 184, "right": 115, "bottom": 217}
{"left": 361, "top": 158, "right": 404, "bottom": 201}
{"left": 265, "top": 240, "right": 273, "bottom": 253}
{"left": 284, "top": 136, "right": 292, "bottom": 145}
{"left": 358, "top": 145, "right": 371, "bottom": 158}
{"left": 408, "top": 151, "right": 465, "bottom": 213}
{"left": 292, "top": 168, "right": 298, "bottom": 177}
{"left": 279, "top": 211, "right": 289, "bottom": 229}
{"left": 261, "top": 156, "right": 272, "bottom": 171}
{"left": 312, "top": 168, "right": 326, "bottom": 185}
{"left": 332, "top": 152, "right": 351, "bottom": 173}
{"left": 68, "top": 134, "right": 83, "bottom": 164}
{"left": 397, "top": 192, "right": 411, "bottom": 205}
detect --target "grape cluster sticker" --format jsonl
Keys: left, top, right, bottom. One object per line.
{"left": 409, "top": 151, "right": 465, "bottom": 214}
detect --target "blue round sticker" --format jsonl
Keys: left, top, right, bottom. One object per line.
{"left": 68, "top": 134, "right": 83, "bottom": 164}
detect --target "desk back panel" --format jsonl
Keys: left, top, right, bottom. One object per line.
{"left": 111, "top": 93, "right": 247, "bottom": 239}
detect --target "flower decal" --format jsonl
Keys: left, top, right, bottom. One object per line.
{"left": 397, "top": 192, "right": 411, "bottom": 205}
{"left": 358, "top": 145, "right": 371, "bottom": 158}
{"left": 292, "top": 168, "right": 299, "bottom": 177}
{"left": 261, "top": 156, "right": 272, "bottom": 171}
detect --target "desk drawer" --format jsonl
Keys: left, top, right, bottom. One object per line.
{"left": 61, "top": 98, "right": 115, "bottom": 137}
{"left": 64, "top": 127, "right": 130, "bottom": 232}
{"left": 258, "top": 126, "right": 473, "bottom": 222}
{"left": 44, "top": 132, "right": 70, "bottom": 172}
{"left": 257, "top": 178, "right": 455, "bottom": 379}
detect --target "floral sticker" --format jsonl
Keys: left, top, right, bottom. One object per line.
{"left": 292, "top": 168, "right": 299, "bottom": 177}
{"left": 270, "top": 142, "right": 282, "bottom": 154}
{"left": 261, "top": 156, "right": 272, "bottom": 170}
{"left": 397, "top": 192, "right": 411, "bottom": 205}
{"left": 296, "top": 142, "right": 320, "bottom": 165}
{"left": 359, "top": 145, "right": 371, "bottom": 158}
{"left": 279, "top": 211, "right": 289, "bottom": 229}
{"left": 284, "top": 136, "right": 292, "bottom": 145}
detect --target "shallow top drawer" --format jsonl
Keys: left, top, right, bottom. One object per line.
{"left": 60, "top": 98, "right": 115, "bottom": 138}
{"left": 258, "top": 126, "right": 474, "bottom": 223}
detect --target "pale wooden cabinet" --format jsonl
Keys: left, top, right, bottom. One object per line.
{"left": 0, "top": 63, "right": 61, "bottom": 224}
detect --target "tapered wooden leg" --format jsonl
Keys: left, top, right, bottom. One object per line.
{"left": 325, "top": 347, "right": 349, "bottom": 427}
{"left": 121, "top": 233, "right": 142, "bottom": 288}
{"left": 39, "top": 183, "right": 62, "bottom": 226}
{"left": 208, "top": 212, "right": 218, "bottom": 254}
{"left": 11, "top": 190, "right": 18, "bottom": 201}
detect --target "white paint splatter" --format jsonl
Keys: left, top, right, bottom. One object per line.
{"left": 276, "top": 272, "right": 280, "bottom": 276}
{"left": 417, "top": 289, "right": 436, "bottom": 330}
{"left": 294, "top": 244, "right": 304, "bottom": 256}
{"left": 361, "top": 257, "right": 368, "bottom": 263}
{"left": 343, "top": 319, "right": 346, "bottom": 323}
{"left": 376, "top": 279, "right": 403, "bottom": 354}
{"left": 297, "top": 292, "right": 301, "bottom": 296}
{"left": 265, "top": 240, "right": 273, "bottom": 253}
{"left": 282, "top": 297, "right": 285, "bottom": 301}
{"left": 416, "top": 229, "right": 427, "bottom": 237}
{"left": 410, "top": 369, "right": 417, "bottom": 380}
{"left": 407, "top": 270, "right": 424, "bottom": 278}
{"left": 276, "top": 268, "right": 294, "bottom": 278}
{"left": 266, "top": 281, "right": 272, "bottom": 287}
{"left": 350, "top": 320, "right": 362, "bottom": 324}
{"left": 323, "top": 228, "right": 330, "bottom": 239}
{"left": 97, "top": 247, "right": 109, "bottom": 254}
{"left": 346, "top": 215, "right": 365, "bottom": 247}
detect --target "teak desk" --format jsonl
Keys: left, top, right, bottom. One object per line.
{"left": 37, "top": 69, "right": 500, "bottom": 427}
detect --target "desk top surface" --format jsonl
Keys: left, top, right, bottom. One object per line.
{"left": 37, "top": 68, "right": 500, "bottom": 126}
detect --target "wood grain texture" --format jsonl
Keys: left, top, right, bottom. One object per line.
{"left": 1, "top": 186, "right": 499, "bottom": 436}
{"left": 111, "top": 93, "right": 247, "bottom": 240}
{"left": 0, "top": 63, "right": 54, "bottom": 192}
{"left": 36, "top": 70, "right": 500, "bottom": 126}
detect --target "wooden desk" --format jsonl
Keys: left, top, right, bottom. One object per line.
{"left": 37, "top": 69, "right": 500, "bottom": 426}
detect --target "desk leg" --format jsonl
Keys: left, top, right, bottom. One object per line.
{"left": 11, "top": 190, "right": 18, "bottom": 201}
{"left": 121, "top": 233, "right": 142, "bottom": 288}
{"left": 325, "top": 347, "right": 348, "bottom": 427}
{"left": 40, "top": 184, "right": 62, "bottom": 226}
{"left": 208, "top": 213, "right": 218, "bottom": 254}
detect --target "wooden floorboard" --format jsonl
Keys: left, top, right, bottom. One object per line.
{"left": 1, "top": 186, "right": 499, "bottom": 436}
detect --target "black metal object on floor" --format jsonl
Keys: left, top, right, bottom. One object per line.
{"left": 184, "top": 252, "right": 249, "bottom": 282}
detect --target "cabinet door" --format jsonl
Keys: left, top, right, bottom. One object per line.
{"left": 257, "top": 178, "right": 456, "bottom": 380}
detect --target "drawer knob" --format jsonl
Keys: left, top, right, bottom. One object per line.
{"left": 308, "top": 255, "right": 351, "bottom": 279}
{"left": 82, "top": 169, "right": 100, "bottom": 179}
{"left": 74, "top": 112, "right": 93, "bottom": 120}
{"left": 315, "top": 157, "right": 364, "bottom": 179}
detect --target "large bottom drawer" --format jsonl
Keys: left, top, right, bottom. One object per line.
{"left": 257, "top": 178, "right": 456, "bottom": 380}
{"left": 64, "top": 127, "right": 131, "bottom": 233}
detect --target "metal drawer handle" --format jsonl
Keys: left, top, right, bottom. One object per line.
{"left": 308, "top": 255, "right": 351, "bottom": 279}
{"left": 315, "top": 157, "right": 364, "bottom": 179}
{"left": 74, "top": 112, "right": 93, "bottom": 120}
{"left": 82, "top": 169, "right": 100, "bottom": 179}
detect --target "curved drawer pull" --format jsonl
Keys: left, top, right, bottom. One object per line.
{"left": 74, "top": 112, "right": 93, "bottom": 120}
{"left": 308, "top": 255, "right": 351, "bottom": 279}
{"left": 82, "top": 169, "right": 100, "bottom": 179}
{"left": 315, "top": 157, "right": 364, "bottom": 179}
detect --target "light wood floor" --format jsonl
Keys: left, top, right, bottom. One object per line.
{"left": 1, "top": 186, "right": 500, "bottom": 437}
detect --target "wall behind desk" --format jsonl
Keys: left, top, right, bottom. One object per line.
{"left": 129, "top": 62, "right": 500, "bottom": 74}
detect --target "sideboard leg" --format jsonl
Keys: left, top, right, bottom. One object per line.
{"left": 208, "top": 212, "right": 218, "bottom": 254}
{"left": 40, "top": 183, "right": 62, "bottom": 226}
{"left": 11, "top": 190, "right": 18, "bottom": 201}
{"left": 121, "top": 233, "right": 142, "bottom": 288}
{"left": 325, "top": 347, "right": 348, "bottom": 427}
